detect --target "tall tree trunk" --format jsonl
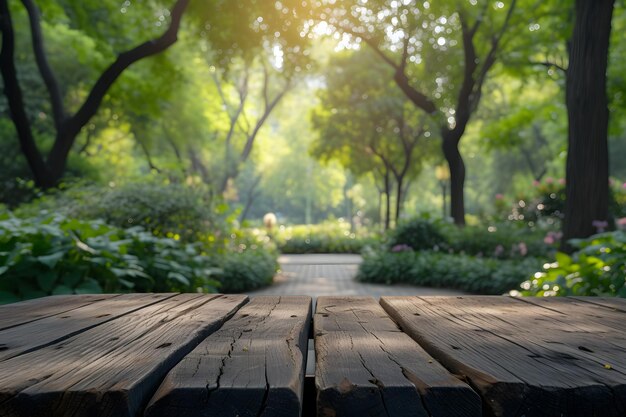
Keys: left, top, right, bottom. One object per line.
{"left": 395, "top": 176, "right": 404, "bottom": 224}
{"left": 383, "top": 171, "right": 391, "bottom": 231}
{"left": 0, "top": 0, "right": 53, "bottom": 187}
{"left": 562, "top": 0, "right": 614, "bottom": 246}
{"left": 442, "top": 130, "right": 466, "bottom": 226}
{"left": 0, "top": 0, "right": 190, "bottom": 188}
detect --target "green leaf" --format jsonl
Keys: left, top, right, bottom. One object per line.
{"left": 74, "top": 278, "right": 103, "bottom": 294}
{"left": 0, "top": 291, "right": 20, "bottom": 304}
{"left": 0, "top": 266, "right": 8, "bottom": 275}
{"left": 36, "top": 270, "right": 58, "bottom": 292}
{"left": 52, "top": 285, "right": 74, "bottom": 295}
{"left": 37, "top": 251, "right": 65, "bottom": 269}
{"left": 167, "top": 271, "right": 190, "bottom": 286}
{"left": 61, "top": 270, "right": 84, "bottom": 287}
{"left": 555, "top": 252, "right": 572, "bottom": 268}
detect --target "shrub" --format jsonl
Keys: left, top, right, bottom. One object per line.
{"left": 17, "top": 181, "right": 232, "bottom": 247}
{"left": 390, "top": 217, "right": 447, "bottom": 251}
{"left": 273, "top": 221, "right": 376, "bottom": 254}
{"left": 0, "top": 213, "right": 220, "bottom": 304}
{"left": 516, "top": 231, "right": 626, "bottom": 297}
{"left": 442, "top": 223, "right": 550, "bottom": 259}
{"left": 216, "top": 248, "right": 278, "bottom": 293}
{"left": 357, "top": 248, "right": 542, "bottom": 295}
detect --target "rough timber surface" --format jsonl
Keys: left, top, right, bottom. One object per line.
{"left": 0, "top": 294, "right": 118, "bottom": 331}
{"left": 145, "top": 296, "right": 312, "bottom": 417}
{"left": 314, "top": 296, "right": 480, "bottom": 417}
{"left": 381, "top": 296, "right": 626, "bottom": 417}
{"left": 0, "top": 293, "right": 172, "bottom": 362}
{"left": 0, "top": 294, "right": 247, "bottom": 417}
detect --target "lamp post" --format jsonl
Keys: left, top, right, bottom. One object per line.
{"left": 435, "top": 164, "right": 450, "bottom": 219}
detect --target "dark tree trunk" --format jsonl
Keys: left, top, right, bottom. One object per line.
{"left": 383, "top": 170, "right": 391, "bottom": 231}
{"left": 395, "top": 177, "right": 404, "bottom": 223}
{"left": 562, "top": 0, "right": 614, "bottom": 246}
{"left": 0, "top": 0, "right": 190, "bottom": 188}
{"left": 442, "top": 130, "right": 466, "bottom": 226}
{"left": 0, "top": 0, "right": 53, "bottom": 187}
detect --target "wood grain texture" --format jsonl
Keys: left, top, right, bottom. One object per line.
{"left": 0, "top": 294, "right": 247, "bottom": 417}
{"left": 381, "top": 296, "right": 626, "bottom": 417}
{"left": 0, "top": 293, "right": 174, "bottom": 362}
{"left": 516, "top": 296, "right": 626, "bottom": 335}
{"left": 314, "top": 296, "right": 480, "bottom": 417}
{"left": 0, "top": 294, "right": 118, "bottom": 331}
{"left": 145, "top": 296, "right": 312, "bottom": 417}
{"left": 571, "top": 296, "right": 626, "bottom": 313}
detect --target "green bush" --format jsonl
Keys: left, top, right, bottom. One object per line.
{"left": 442, "top": 223, "right": 550, "bottom": 259}
{"left": 390, "top": 217, "right": 448, "bottom": 251}
{"left": 273, "top": 221, "right": 376, "bottom": 254}
{"left": 357, "top": 248, "right": 542, "bottom": 295}
{"left": 0, "top": 213, "right": 220, "bottom": 304}
{"left": 17, "top": 181, "right": 231, "bottom": 246}
{"left": 516, "top": 231, "right": 626, "bottom": 297}
{"left": 216, "top": 248, "right": 278, "bottom": 293}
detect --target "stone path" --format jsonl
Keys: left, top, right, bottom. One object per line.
{"left": 249, "top": 254, "right": 465, "bottom": 298}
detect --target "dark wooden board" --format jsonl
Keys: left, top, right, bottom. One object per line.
{"left": 314, "top": 296, "right": 480, "bottom": 417}
{"left": 0, "top": 293, "right": 174, "bottom": 362}
{"left": 381, "top": 296, "right": 626, "bottom": 417}
{"left": 0, "top": 294, "right": 118, "bottom": 331}
{"left": 571, "top": 296, "right": 626, "bottom": 313}
{"left": 145, "top": 296, "right": 312, "bottom": 417}
{"left": 515, "top": 296, "right": 626, "bottom": 336}
{"left": 0, "top": 294, "right": 247, "bottom": 417}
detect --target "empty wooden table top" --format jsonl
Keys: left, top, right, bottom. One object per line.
{"left": 0, "top": 294, "right": 624, "bottom": 417}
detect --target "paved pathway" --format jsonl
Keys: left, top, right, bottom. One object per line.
{"left": 249, "top": 254, "right": 465, "bottom": 298}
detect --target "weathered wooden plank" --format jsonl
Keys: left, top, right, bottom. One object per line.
{"left": 145, "top": 296, "right": 312, "bottom": 417}
{"left": 314, "top": 296, "right": 480, "bottom": 417}
{"left": 0, "top": 293, "right": 174, "bottom": 362}
{"left": 516, "top": 296, "right": 626, "bottom": 335}
{"left": 0, "top": 294, "right": 118, "bottom": 331}
{"left": 0, "top": 294, "right": 247, "bottom": 417}
{"left": 571, "top": 296, "right": 626, "bottom": 313}
{"left": 382, "top": 296, "right": 626, "bottom": 417}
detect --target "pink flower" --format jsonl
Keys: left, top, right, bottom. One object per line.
{"left": 592, "top": 220, "right": 608, "bottom": 233}
{"left": 558, "top": 178, "right": 566, "bottom": 185}
{"left": 623, "top": 182, "right": 626, "bottom": 189}
{"left": 495, "top": 193, "right": 504, "bottom": 200}
{"left": 546, "top": 177, "right": 554, "bottom": 184}
{"left": 391, "top": 244, "right": 413, "bottom": 253}
{"left": 617, "top": 218, "right": 626, "bottom": 230}
{"left": 543, "top": 231, "right": 562, "bottom": 245}
{"left": 518, "top": 242, "right": 528, "bottom": 256}
{"left": 532, "top": 180, "right": 540, "bottom": 187}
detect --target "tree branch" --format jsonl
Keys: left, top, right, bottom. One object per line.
{"left": 0, "top": 0, "right": 51, "bottom": 184}
{"left": 240, "top": 76, "right": 290, "bottom": 163}
{"left": 62, "top": 0, "right": 190, "bottom": 141}
{"left": 529, "top": 60, "right": 568, "bottom": 74}
{"left": 21, "top": 0, "right": 65, "bottom": 129}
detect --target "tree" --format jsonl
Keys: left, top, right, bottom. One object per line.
{"left": 0, "top": 0, "right": 191, "bottom": 188}
{"left": 311, "top": 50, "right": 432, "bottom": 228}
{"left": 562, "top": 0, "right": 615, "bottom": 242}
{"left": 208, "top": 60, "right": 292, "bottom": 195}
{"left": 306, "top": 0, "right": 522, "bottom": 225}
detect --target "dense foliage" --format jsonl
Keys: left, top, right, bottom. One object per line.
{"left": 516, "top": 231, "right": 626, "bottom": 297}
{"left": 0, "top": 213, "right": 220, "bottom": 304}
{"left": 273, "top": 221, "right": 377, "bottom": 254}
{"left": 357, "top": 216, "right": 548, "bottom": 294}
{"left": 357, "top": 248, "right": 542, "bottom": 295}
{"left": 389, "top": 218, "right": 448, "bottom": 252}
